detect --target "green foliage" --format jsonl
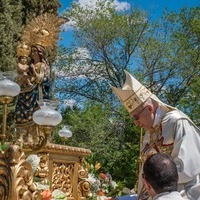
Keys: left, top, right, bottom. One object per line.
{"left": 0, "top": 143, "right": 9, "bottom": 151}
{"left": 178, "top": 76, "right": 200, "bottom": 126}
{"left": 55, "top": 2, "right": 200, "bottom": 191}
{"left": 0, "top": 0, "right": 60, "bottom": 72}
{"left": 21, "top": 0, "right": 60, "bottom": 23}
{"left": 131, "top": 7, "right": 200, "bottom": 121}
{"left": 108, "top": 143, "right": 139, "bottom": 188}
{"left": 54, "top": 102, "right": 140, "bottom": 189}
{"left": 0, "top": 0, "right": 23, "bottom": 71}
{"left": 56, "top": 1, "right": 148, "bottom": 104}
{"left": 160, "top": 7, "right": 200, "bottom": 119}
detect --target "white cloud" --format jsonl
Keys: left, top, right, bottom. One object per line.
{"left": 64, "top": 99, "right": 76, "bottom": 107}
{"left": 113, "top": 0, "right": 130, "bottom": 11}
{"left": 72, "top": 47, "right": 91, "bottom": 59}
{"left": 62, "top": 0, "right": 130, "bottom": 31}
{"left": 55, "top": 47, "right": 106, "bottom": 80}
{"left": 76, "top": 0, "right": 130, "bottom": 11}
{"left": 61, "top": 19, "right": 77, "bottom": 31}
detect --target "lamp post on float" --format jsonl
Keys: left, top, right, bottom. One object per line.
{"left": 0, "top": 72, "right": 20, "bottom": 143}
{"left": 32, "top": 99, "right": 62, "bottom": 150}
{"left": 0, "top": 72, "right": 63, "bottom": 151}
{"left": 58, "top": 125, "right": 73, "bottom": 145}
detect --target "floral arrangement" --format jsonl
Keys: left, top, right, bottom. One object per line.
{"left": 88, "top": 171, "right": 117, "bottom": 200}
{"left": 26, "top": 154, "right": 68, "bottom": 200}
{"left": 40, "top": 189, "right": 67, "bottom": 200}
{"left": 85, "top": 160, "right": 136, "bottom": 200}
{"left": 85, "top": 161, "right": 121, "bottom": 200}
{"left": 26, "top": 154, "right": 134, "bottom": 200}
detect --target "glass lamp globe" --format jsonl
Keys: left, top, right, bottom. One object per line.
{"left": 33, "top": 100, "right": 62, "bottom": 126}
{"left": 58, "top": 125, "right": 73, "bottom": 138}
{"left": 0, "top": 73, "right": 20, "bottom": 97}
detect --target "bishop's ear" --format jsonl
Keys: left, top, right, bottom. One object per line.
{"left": 146, "top": 104, "right": 154, "bottom": 113}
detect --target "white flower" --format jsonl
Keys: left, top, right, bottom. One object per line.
{"left": 97, "top": 195, "right": 108, "bottom": 200}
{"left": 88, "top": 173, "right": 97, "bottom": 184}
{"left": 35, "top": 182, "right": 49, "bottom": 190}
{"left": 52, "top": 189, "right": 67, "bottom": 199}
{"left": 26, "top": 154, "right": 40, "bottom": 173}
{"left": 122, "top": 187, "right": 131, "bottom": 194}
{"left": 88, "top": 173, "right": 101, "bottom": 192}
{"left": 111, "top": 181, "right": 118, "bottom": 189}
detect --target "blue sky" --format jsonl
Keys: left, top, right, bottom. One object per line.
{"left": 59, "top": 0, "right": 200, "bottom": 14}
{"left": 58, "top": 0, "right": 200, "bottom": 46}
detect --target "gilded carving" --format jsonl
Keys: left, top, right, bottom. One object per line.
{"left": 0, "top": 156, "right": 11, "bottom": 200}
{"left": 35, "top": 154, "right": 49, "bottom": 183}
{"left": 52, "top": 162, "right": 74, "bottom": 196}
{"left": 77, "top": 164, "right": 91, "bottom": 199}
{"left": 16, "top": 124, "right": 53, "bottom": 152}
{"left": 0, "top": 145, "right": 41, "bottom": 200}
{"left": 0, "top": 12, "right": 91, "bottom": 200}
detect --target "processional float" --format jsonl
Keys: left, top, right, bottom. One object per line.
{"left": 0, "top": 13, "right": 91, "bottom": 200}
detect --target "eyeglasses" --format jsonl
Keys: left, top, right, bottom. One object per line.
{"left": 132, "top": 107, "right": 146, "bottom": 121}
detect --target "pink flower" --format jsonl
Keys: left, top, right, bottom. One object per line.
{"left": 99, "top": 173, "right": 107, "bottom": 179}
{"left": 41, "top": 190, "right": 52, "bottom": 200}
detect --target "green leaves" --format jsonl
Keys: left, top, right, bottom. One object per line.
{"left": 0, "top": 0, "right": 23, "bottom": 71}
{"left": 55, "top": 3, "right": 200, "bottom": 191}
{"left": 54, "top": 102, "right": 140, "bottom": 189}
{"left": 58, "top": 0, "right": 148, "bottom": 102}
{"left": 0, "top": 0, "right": 61, "bottom": 72}
{"left": 0, "top": 143, "right": 9, "bottom": 151}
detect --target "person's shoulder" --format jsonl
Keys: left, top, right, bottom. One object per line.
{"left": 164, "top": 110, "right": 189, "bottom": 122}
{"left": 154, "top": 191, "right": 185, "bottom": 200}
{"left": 161, "top": 110, "right": 192, "bottom": 130}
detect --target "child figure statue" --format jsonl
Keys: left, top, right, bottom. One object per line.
{"left": 16, "top": 43, "right": 34, "bottom": 89}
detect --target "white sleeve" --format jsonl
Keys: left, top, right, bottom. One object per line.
{"left": 171, "top": 119, "right": 200, "bottom": 183}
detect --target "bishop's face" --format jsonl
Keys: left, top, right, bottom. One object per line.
{"left": 130, "top": 104, "right": 155, "bottom": 131}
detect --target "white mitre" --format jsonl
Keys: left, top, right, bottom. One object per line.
{"left": 111, "top": 70, "right": 175, "bottom": 113}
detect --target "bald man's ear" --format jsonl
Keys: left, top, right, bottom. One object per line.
{"left": 143, "top": 178, "right": 157, "bottom": 197}
{"left": 143, "top": 178, "right": 151, "bottom": 191}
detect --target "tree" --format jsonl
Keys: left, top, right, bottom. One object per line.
{"left": 0, "top": 0, "right": 60, "bottom": 72}
{"left": 163, "top": 7, "right": 200, "bottom": 124}
{"left": 0, "top": 0, "right": 23, "bottom": 71}
{"left": 55, "top": 0, "right": 148, "bottom": 105}
{"left": 55, "top": 102, "right": 140, "bottom": 188}
{"left": 137, "top": 7, "right": 200, "bottom": 124}
{"left": 56, "top": 2, "right": 200, "bottom": 120}
{"left": 21, "top": 0, "right": 60, "bottom": 23}
{"left": 54, "top": 1, "right": 200, "bottom": 190}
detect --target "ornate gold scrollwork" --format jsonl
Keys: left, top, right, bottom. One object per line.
{"left": 77, "top": 162, "right": 91, "bottom": 199}
{"left": 16, "top": 124, "right": 54, "bottom": 153}
{"left": 52, "top": 162, "right": 74, "bottom": 197}
{"left": 4, "top": 145, "right": 41, "bottom": 200}
{"left": 0, "top": 156, "right": 11, "bottom": 200}
{"left": 35, "top": 153, "right": 49, "bottom": 183}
